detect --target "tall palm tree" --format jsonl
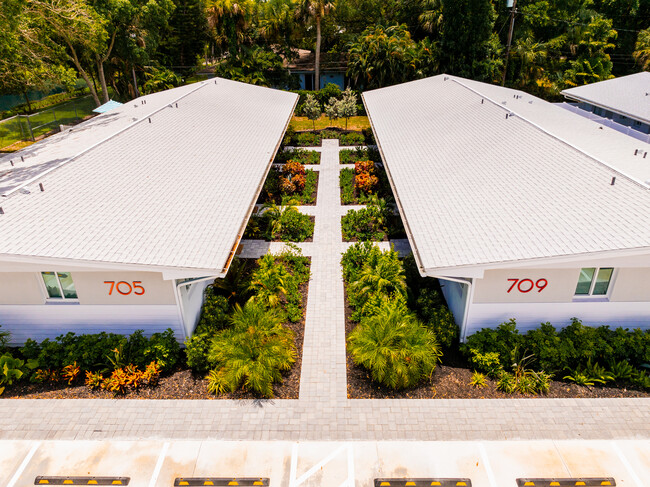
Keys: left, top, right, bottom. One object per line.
{"left": 205, "top": 0, "right": 251, "bottom": 58}
{"left": 296, "top": 0, "right": 335, "bottom": 90}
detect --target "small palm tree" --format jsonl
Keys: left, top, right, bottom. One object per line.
{"left": 351, "top": 247, "right": 406, "bottom": 298}
{"left": 249, "top": 254, "right": 290, "bottom": 308}
{"left": 261, "top": 200, "right": 298, "bottom": 240}
{"left": 211, "top": 257, "right": 251, "bottom": 306}
{"left": 348, "top": 298, "right": 442, "bottom": 389}
{"left": 207, "top": 301, "right": 295, "bottom": 397}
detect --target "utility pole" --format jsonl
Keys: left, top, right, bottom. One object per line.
{"left": 501, "top": 0, "right": 518, "bottom": 86}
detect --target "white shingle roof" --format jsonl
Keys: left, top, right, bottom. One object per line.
{"left": 0, "top": 78, "right": 297, "bottom": 276}
{"left": 363, "top": 75, "right": 650, "bottom": 275}
{"left": 561, "top": 72, "right": 650, "bottom": 125}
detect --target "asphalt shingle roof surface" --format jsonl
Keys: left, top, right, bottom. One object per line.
{"left": 0, "top": 78, "right": 297, "bottom": 274}
{"left": 561, "top": 72, "right": 650, "bottom": 125}
{"left": 363, "top": 75, "right": 650, "bottom": 274}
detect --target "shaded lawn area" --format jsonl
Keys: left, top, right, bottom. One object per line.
{"left": 291, "top": 115, "right": 370, "bottom": 131}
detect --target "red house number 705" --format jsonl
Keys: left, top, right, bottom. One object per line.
{"left": 507, "top": 278, "right": 547, "bottom": 293}
{"left": 104, "top": 281, "right": 145, "bottom": 295}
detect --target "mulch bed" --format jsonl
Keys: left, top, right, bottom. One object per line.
{"left": 3, "top": 262, "right": 310, "bottom": 401}
{"left": 343, "top": 287, "right": 650, "bottom": 400}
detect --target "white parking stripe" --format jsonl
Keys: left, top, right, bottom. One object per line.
{"left": 148, "top": 442, "right": 170, "bottom": 487}
{"left": 478, "top": 443, "right": 497, "bottom": 487}
{"left": 7, "top": 442, "right": 40, "bottom": 487}
{"left": 612, "top": 441, "right": 644, "bottom": 487}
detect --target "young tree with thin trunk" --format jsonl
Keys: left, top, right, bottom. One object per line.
{"left": 302, "top": 93, "right": 321, "bottom": 130}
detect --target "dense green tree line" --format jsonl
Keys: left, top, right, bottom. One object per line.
{"left": 1, "top": 0, "right": 648, "bottom": 107}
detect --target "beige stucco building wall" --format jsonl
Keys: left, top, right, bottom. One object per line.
{"left": 0, "top": 273, "right": 46, "bottom": 305}
{"left": 473, "top": 268, "right": 580, "bottom": 303}
{"left": 72, "top": 272, "right": 176, "bottom": 305}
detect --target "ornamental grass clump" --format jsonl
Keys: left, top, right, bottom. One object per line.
{"left": 347, "top": 298, "right": 441, "bottom": 390}
{"left": 206, "top": 301, "right": 296, "bottom": 398}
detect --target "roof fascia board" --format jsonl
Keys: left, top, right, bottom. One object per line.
{"left": 362, "top": 91, "right": 427, "bottom": 276}
{"left": 2, "top": 81, "right": 211, "bottom": 198}
{"left": 423, "top": 246, "right": 650, "bottom": 278}
{"left": 561, "top": 91, "right": 650, "bottom": 126}
{"left": 0, "top": 253, "right": 226, "bottom": 279}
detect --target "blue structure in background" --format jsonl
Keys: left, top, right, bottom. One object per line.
{"left": 92, "top": 100, "right": 123, "bottom": 114}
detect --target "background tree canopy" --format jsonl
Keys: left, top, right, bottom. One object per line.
{"left": 0, "top": 0, "right": 648, "bottom": 108}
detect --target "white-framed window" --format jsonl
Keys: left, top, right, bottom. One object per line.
{"left": 574, "top": 267, "right": 614, "bottom": 297}
{"left": 41, "top": 272, "right": 78, "bottom": 300}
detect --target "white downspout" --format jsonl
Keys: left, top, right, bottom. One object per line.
{"left": 431, "top": 275, "right": 473, "bottom": 343}
{"left": 173, "top": 275, "right": 221, "bottom": 339}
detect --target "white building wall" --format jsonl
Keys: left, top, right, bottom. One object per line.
{"left": 0, "top": 270, "right": 185, "bottom": 344}
{"left": 463, "top": 267, "right": 650, "bottom": 336}
{"left": 1, "top": 304, "right": 183, "bottom": 345}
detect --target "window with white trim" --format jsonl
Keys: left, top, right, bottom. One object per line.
{"left": 574, "top": 267, "right": 613, "bottom": 296}
{"left": 42, "top": 272, "right": 78, "bottom": 299}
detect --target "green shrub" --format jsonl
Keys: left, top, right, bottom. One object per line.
{"left": 341, "top": 241, "right": 377, "bottom": 283}
{"left": 276, "top": 149, "right": 320, "bottom": 165}
{"left": 256, "top": 203, "right": 314, "bottom": 242}
{"left": 281, "top": 170, "right": 318, "bottom": 206}
{"left": 295, "top": 132, "right": 321, "bottom": 146}
{"left": 347, "top": 298, "right": 441, "bottom": 390}
{"left": 20, "top": 329, "right": 180, "bottom": 375}
{"left": 468, "top": 348, "right": 503, "bottom": 378}
{"left": 197, "top": 290, "right": 230, "bottom": 332}
{"left": 415, "top": 289, "right": 458, "bottom": 348}
{"left": 0, "top": 353, "right": 37, "bottom": 394}
{"left": 340, "top": 168, "right": 355, "bottom": 204}
{"left": 464, "top": 318, "right": 650, "bottom": 384}
{"left": 469, "top": 371, "right": 487, "bottom": 388}
{"left": 339, "top": 132, "right": 365, "bottom": 146}
{"left": 206, "top": 301, "right": 296, "bottom": 398}
{"left": 341, "top": 207, "right": 386, "bottom": 241}
{"left": 340, "top": 148, "right": 371, "bottom": 164}
{"left": 349, "top": 246, "right": 406, "bottom": 308}
{"left": 362, "top": 127, "right": 376, "bottom": 145}
{"left": 249, "top": 249, "right": 310, "bottom": 322}
{"left": 0, "top": 326, "right": 9, "bottom": 353}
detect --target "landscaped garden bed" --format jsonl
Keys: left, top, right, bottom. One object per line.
{"left": 340, "top": 162, "right": 392, "bottom": 205}
{"left": 245, "top": 205, "right": 315, "bottom": 242}
{"left": 276, "top": 148, "right": 321, "bottom": 165}
{"left": 339, "top": 147, "right": 380, "bottom": 164}
{"left": 341, "top": 199, "right": 405, "bottom": 242}
{"left": 259, "top": 161, "right": 318, "bottom": 206}
{"left": 1, "top": 250, "right": 311, "bottom": 400}
{"left": 284, "top": 126, "right": 373, "bottom": 147}
{"left": 341, "top": 243, "right": 650, "bottom": 399}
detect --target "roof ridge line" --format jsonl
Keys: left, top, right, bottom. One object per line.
{"left": 2, "top": 80, "right": 212, "bottom": 199}
{"left": 449, "top": 77, "right": 650, "bottom": 190}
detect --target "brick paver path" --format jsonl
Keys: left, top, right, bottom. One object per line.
{"left": 1, "top": 140, "right": 649, "bottom": 441}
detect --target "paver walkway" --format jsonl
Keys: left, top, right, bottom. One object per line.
{"left": 1, "top": 140, "right": 649, "bottom": 442}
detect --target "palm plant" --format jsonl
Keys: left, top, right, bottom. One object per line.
{"left": 347, "top": 298, "right": 441, "bottom": 389}
{"left": 206, "top": 301, "right": 295, "bottom": 397}
{"left": 211, "top": 257, "right": 252, "bottom": 306}
{"left": 633, "top": 28, "right": 650, "bottom": 71}
{"left": 249, "top": 254, "right": 290, "bottom": 308}
{"left": 261, "top": 200, "right": 298, "bottom": 240}
{"left": 350, "top": 248, "right": 406, "bottom": 299}
{"left": 295, "top": 0, "right": 335, "bottom": 90}
{"left": 205, "top": 0, "right": 251, "bottom": 58}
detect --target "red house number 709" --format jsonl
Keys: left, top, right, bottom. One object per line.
{"left": 507, "top": 278, "right": 547, "bottom": 293}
